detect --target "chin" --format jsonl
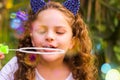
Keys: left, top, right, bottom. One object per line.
{"left": 40, "top": 54, "right": 65, "bottom": 62}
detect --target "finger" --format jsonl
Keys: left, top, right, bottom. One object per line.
{"left": 0, "top": 54, "right": 5, "bottom": 59}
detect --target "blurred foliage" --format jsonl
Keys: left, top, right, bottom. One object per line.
{"left": 0, "top": 0, "right": 120, "bottom": 80}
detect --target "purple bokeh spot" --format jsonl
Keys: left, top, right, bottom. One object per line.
{"left": 29, "top": 54, "right": 36, "bottom": 61}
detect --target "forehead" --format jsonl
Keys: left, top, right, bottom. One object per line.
{"left": 37, "top": 8, "right": 66, "bottom": 19}
{"left": 33, "top": 9, "right": 70, "bottom": 25}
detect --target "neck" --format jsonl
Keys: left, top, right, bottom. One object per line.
{"left": 36, "top": 57, "right": 71, "bottom": 80}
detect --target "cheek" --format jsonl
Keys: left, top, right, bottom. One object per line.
{"left": 59, "top": 37, "right": 73, "bottom": 50}
{"left": 31, "top": 33, "right": 44, "bottom": 47}
{"left": 58, "top": 32, "right": 73, "bottom": 49}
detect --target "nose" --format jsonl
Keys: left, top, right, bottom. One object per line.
{"left": 45, "top": 31, "right": 55, "bottom": 42}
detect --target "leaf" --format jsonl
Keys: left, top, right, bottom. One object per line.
{"left": 97, "top": 24, "right": 106, "bottom": 32}
{"left": 114, "top": 18, "right": 118, "bottom": 26}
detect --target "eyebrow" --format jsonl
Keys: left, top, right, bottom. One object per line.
{"left": 36, "top": 24, "right": 67, "bottom": 28}
{"left": 54, "top": 25, "right": 67, "bottom": 28}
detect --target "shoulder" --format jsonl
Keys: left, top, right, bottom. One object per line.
{"left": 7, "top": 56, "right": 18, "bottom": 64}
{"left": 0, "top": 56, "right": 18, "bottom": 80}
{"left": 3, "top": 56, "right": 18, "bottom": 69}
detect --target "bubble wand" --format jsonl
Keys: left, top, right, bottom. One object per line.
{"left": 0, "top": 44, "right": 65, "bottom": 54}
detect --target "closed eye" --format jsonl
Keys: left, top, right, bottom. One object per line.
{"left": 56, "top": 31, "right": 65, "bottom": 34}
{"left": 55, "top": 27, "right": 66, "bottom": 35}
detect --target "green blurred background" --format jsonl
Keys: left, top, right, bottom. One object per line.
{"left": 0, "top": 0, "right": 120, "bottom": 80}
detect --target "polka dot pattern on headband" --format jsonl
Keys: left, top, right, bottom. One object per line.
{"left": 30, "top": 0, "right": 80, "bottom": 15}
{"left": 63, "top": 0, "right": 80, "bottom": 15}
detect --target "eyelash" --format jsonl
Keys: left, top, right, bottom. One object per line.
{"left": 36, "top": 29, "right": 65, "bottom": 35}
{"left": 37, "top": 30, "right": 46, "bottom": 34}
{"left": 56, "top": 31, "right": 65, "bottom": 34}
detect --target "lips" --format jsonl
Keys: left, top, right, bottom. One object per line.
{"left": 41, "top": 45, "right": 57, "bottom": 52}
{"left": 42, "top": 44, "right": 57, "bottom": 48}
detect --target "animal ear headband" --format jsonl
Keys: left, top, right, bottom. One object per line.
{"left": 30, "top": 0, "right": 80, "bottom": 15}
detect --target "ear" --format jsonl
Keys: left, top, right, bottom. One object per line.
{"left": 30, "top": 32, "right": 32, "bottom": 37}
{"left": 30, "top": 33, "right": 35, "bottom": 47}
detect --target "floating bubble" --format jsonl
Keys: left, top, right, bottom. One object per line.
{"left": 16, "top": 11, "right": 28, "bottom": 21}
{"left": 96, "top": 43, "right": 101, "bottom": 50}
{"left": 10, "top": 18, "right": 22, "bottom": 29}
{"left": 101, "top": 63, "right": 111, "bottom": 74}
{"left": 10, "top": 13, "right": 16, "bottom": 19}
{"left": 105, "top": 69, "right": 120, "bottom": 80}
{"left": 16, "top": 26, "right": 24, "bottom": 35}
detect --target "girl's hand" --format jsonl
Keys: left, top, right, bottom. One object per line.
{"left": 0, "top": 52, "right": 5, "bottom": 59}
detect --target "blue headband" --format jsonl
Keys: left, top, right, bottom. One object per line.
{"left": 30, "top": 0, "right": 80, "bottom": 15}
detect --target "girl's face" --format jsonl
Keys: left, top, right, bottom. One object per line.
{"left": 30, "top": 9, "right": 74, "bottom": 62}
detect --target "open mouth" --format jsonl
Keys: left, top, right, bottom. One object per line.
{"left": 42, "top": 46, "right": 57, "bottom": 52}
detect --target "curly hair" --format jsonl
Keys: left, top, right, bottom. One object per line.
{"left": 14, "top": 1, "right": 97, "bottom": 80}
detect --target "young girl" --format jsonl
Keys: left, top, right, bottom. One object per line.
{"left": 0, "top": 0, "right": 97, "bottom": 80}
